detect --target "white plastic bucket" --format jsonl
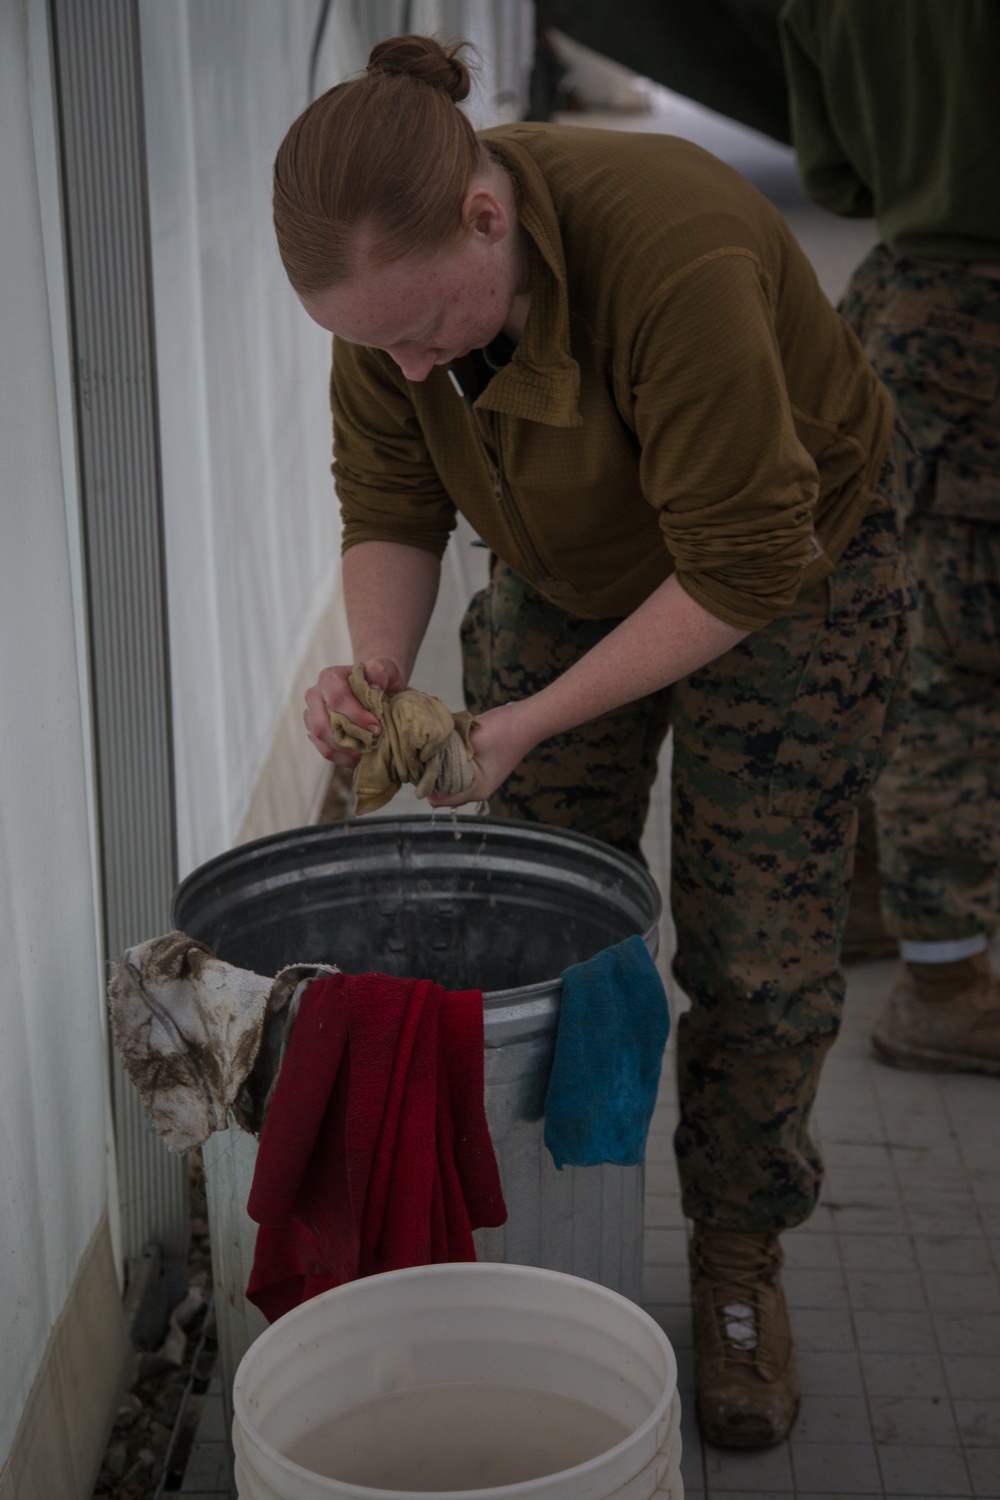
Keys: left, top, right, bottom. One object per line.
{"left": 233, "top": 1262, "right": 683, "bottom": 1500}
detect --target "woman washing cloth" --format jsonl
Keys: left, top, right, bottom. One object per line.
{"left": 275, "top": 34, "right": 911, "bottom": 1447}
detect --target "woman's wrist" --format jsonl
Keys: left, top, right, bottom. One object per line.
{"left": 343, "top": 542, "right": 441, "bottom": 688}
{"left": 503, "top": 681, "right": 579, "bottom": 747}
{"left": 486, "top": 694, "right": 559, "bottom": 761}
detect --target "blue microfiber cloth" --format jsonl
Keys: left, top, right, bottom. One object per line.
{"left": 543, "top": 934, "right": 670, "bottom": 1170}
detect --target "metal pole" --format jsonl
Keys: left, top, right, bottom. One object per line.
{"left": 48, "top": 0, "right": 187, "bottom": 1262}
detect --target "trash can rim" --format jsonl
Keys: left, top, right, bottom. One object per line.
{"left": 171, "top": 815, "right": 663, "bottom": 1006}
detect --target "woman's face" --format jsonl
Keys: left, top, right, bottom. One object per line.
{"left": 301, "top": 177, "right": 525, "bottom": 382}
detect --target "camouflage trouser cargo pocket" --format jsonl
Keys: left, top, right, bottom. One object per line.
{"left": 767, "top": 465, "right": 913, "bottom": 821}
{"left": 841, "top": 247, "right": 1000, "bottom": 941}
{"left": 872, "top": 511, "right": 1000, "bottom": 940}
{"left": 906, "top": 513, "right": 1000, "bottom": 675}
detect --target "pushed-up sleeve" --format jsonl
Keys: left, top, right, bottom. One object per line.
{"left": 331, "top": 337, "right": 457, "bottom": 558}
{"left": 632, "top": 250, "right": 819, "bottom": 631}
{"left": 779, "top": 6, "right": 874, "bottom": 219}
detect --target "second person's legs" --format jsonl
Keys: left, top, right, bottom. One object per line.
{"left": 842, "top": 250, "right": 1000, "bottom": 1070}
{"left": 872, "top": 511, "right": 1000, "bottom": 1071}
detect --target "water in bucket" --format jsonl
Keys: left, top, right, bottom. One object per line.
{"left": 233, "top": 1218, "right": 680, "bottom": 1500}
{"left": 285, "top": 1381, "right": 632, "bottom": 1490}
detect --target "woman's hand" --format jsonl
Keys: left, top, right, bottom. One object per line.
{"left": 428, "top": 701, "right": 539, "bottom": 808}
{"left": 303, "top": 656, "right": 404, "bottom": 764}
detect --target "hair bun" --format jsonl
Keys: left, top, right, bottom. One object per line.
{"left": 367, "top": 35, "right": 471, "bottom": 103}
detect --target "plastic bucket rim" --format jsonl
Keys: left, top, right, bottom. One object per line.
{"left": 232, "top": 1261, "right": 677, "bottom": 1500}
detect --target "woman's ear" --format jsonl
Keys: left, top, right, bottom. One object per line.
{"left": 462, "top": 185, "right": 508, "bottom": 243}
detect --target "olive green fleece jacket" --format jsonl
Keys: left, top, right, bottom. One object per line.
{"left": 780, "top": 0, "right": 1000, "bottom": 264}
{"left": 331, "top": 124, "right": 893, "bottom": 631}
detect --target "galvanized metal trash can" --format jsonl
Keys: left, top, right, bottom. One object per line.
{"left": 173, "top": 815, "right": 663, "bottom": 1409}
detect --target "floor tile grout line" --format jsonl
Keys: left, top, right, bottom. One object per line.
{"left": 939, "top": 1060, "right": 1000, "bottom": 1292}
{"left": 933, "top": 1052, "right": 1000, "bottom": 1489}
{"left": 680, "top": 1214, "right": 710, "bottom": 1493}
{"left": 822, "top": 1105, "right": 887, "bottom": 1500}
{"left": 869, "top": 1057, "right": 976, "bottom": 1497}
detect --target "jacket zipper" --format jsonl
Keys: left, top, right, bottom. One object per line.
{"left": 449, "top": 363, "right": 555, "bottom": 583}
{"left": 488, "top": 410, "right": 555, "bottom": 583}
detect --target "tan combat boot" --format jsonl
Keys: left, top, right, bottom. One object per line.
{"left": 872, "top": 951, "right": 1000, "bottom": 1075}
{"left": 690, "top": 1227, "right": 799, "bottom": 1448}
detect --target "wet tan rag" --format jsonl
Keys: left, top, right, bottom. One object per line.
{"left": 327, "top": 664, "right": 478, "bottom": 815}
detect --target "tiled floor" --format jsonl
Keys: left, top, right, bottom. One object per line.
{"left": 640, "top": 746, "right": 1000, "bottom": 1497}
{"left": 178, "top": 80, "right": 1000, "bottom": 1500}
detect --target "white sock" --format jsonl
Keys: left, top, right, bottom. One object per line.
{"left": 899, "top": 934, "right": 989, "bottom": 964}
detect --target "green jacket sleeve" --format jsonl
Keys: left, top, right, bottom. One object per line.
{"left": 779, "top": 1, "right": 875, "bottom": 218}
{"left": 630, "top": 251, "right": 819, "bottom": 631}
{"left": 331, "top": 338, "right": 457, "bottom": 558}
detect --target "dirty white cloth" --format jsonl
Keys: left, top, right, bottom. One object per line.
{"left": 108, "top": 931, "right": 338, "bottom": 1153}
{"left": 327, "top": 664, "right": 477, "bottom": 815}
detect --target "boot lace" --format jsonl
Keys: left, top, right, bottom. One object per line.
{"left": 692, "top": 1235, "right": 785, "bottom": 1377}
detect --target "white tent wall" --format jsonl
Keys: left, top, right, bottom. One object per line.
{"left": 141, "top": 1, "right": 534, "bottom": 877}
{"left": 140, "top": 1, "right": 347, "bottom": 877}
{"left": 0, "top": 1, "right": 131, "bottom": 1495}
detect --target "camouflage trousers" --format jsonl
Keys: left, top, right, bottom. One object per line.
{"left": 462, "top": 453, "right": 912, "bottom": 1231}
{"left": 840, "top": 246, "right": 1000, "bottom": 942}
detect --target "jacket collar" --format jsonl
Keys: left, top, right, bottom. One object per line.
{"left": 470, "top": 130, "right": 582, "bottom": 428}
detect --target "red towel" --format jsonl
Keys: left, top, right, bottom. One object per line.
{"left": 245, "top": 972, "right": 507, "bottom": 1322}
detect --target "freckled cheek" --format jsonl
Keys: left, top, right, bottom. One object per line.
{"left": 453, "top": 308, "right": 484, "bottom": 345}
{"left": 446, "top": 279, "right": 499, "bottom": 348}
{"left": 470, "top": 282, "right": 502, "bottom": 339}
